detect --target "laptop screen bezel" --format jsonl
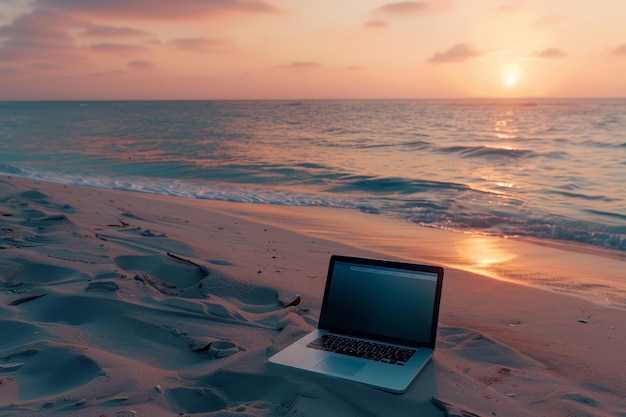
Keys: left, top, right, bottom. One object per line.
{"left": 317, "top": 255, "right": 444, "bottom": 350}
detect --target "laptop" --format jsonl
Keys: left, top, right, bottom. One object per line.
{"left": 269, "top": 255, "right": 444, "bottom": 393}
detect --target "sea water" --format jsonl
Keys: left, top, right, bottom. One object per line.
{"left": 1, "top": 99, "right": 625, "bottom": 254}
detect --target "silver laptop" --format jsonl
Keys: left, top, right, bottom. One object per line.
{"left": 269, "top": 255, "right": 444, "bottom": 393}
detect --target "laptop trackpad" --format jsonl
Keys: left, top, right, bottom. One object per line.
{"left": 315, "top": 356, "right": 365, "bottom": 376}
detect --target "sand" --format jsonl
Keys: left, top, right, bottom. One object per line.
{"left": 0, "top": 175, "right": 625, "bottom": 417}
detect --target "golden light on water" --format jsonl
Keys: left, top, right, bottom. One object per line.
{"left": 456, "top": 236, "right": 517, "bottom": 269}
{"left": 494, "top": 116, "right": 518, "bottom": 139}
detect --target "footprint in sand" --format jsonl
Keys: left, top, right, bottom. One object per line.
{"left": 0, "top": 320, "right": 45, "bottom": 351}
{"left": 188, "top": 337, "right": 243, "bottom": 359}
{"left": 115, "top": 253, "right": 206, "bottom": 295}
{"left": 97, "top": 223, "right": 195, "bottom": 255}
{"left": 438, "top": 326, "right": 540, "bottom": 368}
{"left": 166, "top": 370, "right": 300, "bottom": 415}
{"left": 116, "top": 253, "right": 300, "bottom": 317}
{"left": 1, "top": 258, "right": 89, "bottom": 286}
{"left": 1, "top": 342, "right": 103, "bottom": 401}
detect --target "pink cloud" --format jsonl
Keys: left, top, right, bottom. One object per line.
{"left": 428, "top": 43, "right": 481, "bottom": 63}
{"left": 127, "top": 59, "right": 155, "bottom": 69}
{"left": 495, "top": 0, "right": 524, "bottom": 13}
{"left": 372, "top": 1, "right": 451, "bottom": 16}
{"left": 364, "top": 20, "right": 388, "bottom": 29}
{"left": 88, "top": 43, "right": 148, "bottom": 54}
{"left": 613, "top": 43, "right": 626, "bottom": 56}
{"left": 279, "top": 61, "right": 323, "bottom": 69}
{"left": 81, "top": 24, "right": 151, "bottom": 38}
{"left": 36, "top": 0, "right": 282, "bottom": 20}
{"left": 30, "top": 61, "right": 62, "bottom": 70}
{"left": 533, "top": 47, "right": 567, "bottom": 58}
{"left": 0, "top": 8, "right": 74, "bottom": 48}
{"left": 0, "top": 8, "right": 86, "bottom": 63}
{"left": 0, "top": 1, "right": 280, "bottom": 66}
{"left": 170, "top": 37, "right": 234, "bottom": 53}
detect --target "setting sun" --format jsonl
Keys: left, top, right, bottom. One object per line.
{"left": 504, "top": 72, "right": 520, "bottom": 87}
{"left": 502, "top": 64, "right": 523, "bottom": 89}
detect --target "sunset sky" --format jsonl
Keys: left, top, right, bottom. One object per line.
{"left": 0, "top": 0, "right": 625, "bottom": 100}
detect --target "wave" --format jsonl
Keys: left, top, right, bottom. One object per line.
{"left": 356, "top": 139, "right": 432, "bottom": 150}
{"left": 2, "top": 163, "right": 625, "bottom": 253}
{"left": 582, "top": 139, "right": 626, "bottom": 149}
{"left": 0, "top": 163, "right": 25, "bottom": 176}
{"left": 324, "top": 175, "right": 470, "bottom": 195}
{"left": 435, "top": 145, "right": 569, "bottom": 160}
{"left": 436, "top": 145, "right": 533, "bottom": 159}
{"left": 582, "top": 209, "right": 626, "bottom": 224}
{"left": 549, "top": 190, "right": 617, "bottom": 202}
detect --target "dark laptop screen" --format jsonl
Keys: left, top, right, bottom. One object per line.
{"left": 318, "top": 256, "right": 443, "bottom": 348}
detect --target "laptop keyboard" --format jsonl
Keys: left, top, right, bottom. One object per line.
{"left": 307, "top": 334, "right": 416, "bottom": 366}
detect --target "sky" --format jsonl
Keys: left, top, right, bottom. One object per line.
{"left": 0, "top": 0, "right": 625, "bottom": 100}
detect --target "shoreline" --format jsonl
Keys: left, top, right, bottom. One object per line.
{"left": 179, "top": 193, "right": 626, "bottom": 311}
{"left": 1, "top": 175, "right": 625, "bottom": 416}
{"left": 5, "top": 174, "right": 626, "bottom": 308}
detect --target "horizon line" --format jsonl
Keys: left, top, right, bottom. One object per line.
{"left": 1, "top": 96, "right": 625, "bottom": 103}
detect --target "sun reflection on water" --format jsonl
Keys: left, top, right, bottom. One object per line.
{"left": 456, "top": 236, "right": 517, "bottom": 269}
{"left": 494, "top": 110, "right": 518, "bottom": 139}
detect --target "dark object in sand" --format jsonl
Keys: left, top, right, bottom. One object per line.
{"left": 167, "top": 252, "right": 200, "bottom": 267}
{"left": 9, "top": 292, "right": 47, "bottom": 306}
{"left": 431, "top": 397, "right": 484, "bottom": 417}
{"left": 107, "top": 218, "right": 129, "bottom": 228}
{"left": 282, "top": 295, "right": 301, "bottom": 308}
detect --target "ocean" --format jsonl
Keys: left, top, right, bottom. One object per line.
{"left": 1, "top": 99, "right": 625, "bottom": 255}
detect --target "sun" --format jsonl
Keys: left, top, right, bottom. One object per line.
{"left": 504, "top": 72, "right": 519, "bottom": 87}
{"left": 502, "top": 65, "right": 522, "bottom": 89}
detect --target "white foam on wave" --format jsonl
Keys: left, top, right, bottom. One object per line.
{"left": 3, "top": 164, "right": 625, "bottom": 252}
{"left": 4, "top": 166, "right": 368, "bottom": 211}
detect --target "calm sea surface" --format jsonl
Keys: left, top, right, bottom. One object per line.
{"left": 1, "top": 99, "right": 625, "bottom": 254}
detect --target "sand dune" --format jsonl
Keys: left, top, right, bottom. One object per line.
{"left": 1, "top": 176, "right": 625, "bottom": 416}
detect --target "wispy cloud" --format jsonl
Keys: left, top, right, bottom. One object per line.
{"left": 0, "top": 8, "right": 74, "bottom": 49}
{"left": 613, "top": 43, "right": 626, "bottom": 56}
{"left": 532, "top": 47, "right": 567, "bottom": 58}
{"left": 0, "top": 0, "right": 279, "bottom": 67}
{"left": 495, "top": 0, "right": 524, "bottom": 13}
{"left": 81, "top": 24, "right": 151, "bottom": 38}
{"left": 128, "top": 59, "right": 155, "bottom": 69}
{"left": 0, "top": 8, "right": 85, "bottom": 63}
{"left": 428, "top": 43, "right": 481, "bottom": 63}
{"left": 30, "top": 61, "right": 62, "bottom": 70}
{"left": 88, "top": 43, "right": 149, "bottom": 55}
{"left": 170, "top": 37, "right": 234, "bottom": 53}
{"left": 279, "top": 61, "right": 323, "bottom": 70}
{"left": 364, "top": 20, "right": 388, "bottom": 29}
{"left": 36, "top": 0, "right": 282, "bottom": 20}
{"left": 372, "top": 1, "right": 451, "bottom": 17}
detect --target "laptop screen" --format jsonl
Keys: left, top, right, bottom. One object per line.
{"left": 318, "top": 256, "right": 444, "bottom": 349}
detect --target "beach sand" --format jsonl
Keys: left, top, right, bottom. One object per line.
{"left": 1, "top": 175, "right": 625, "bottom": 417}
